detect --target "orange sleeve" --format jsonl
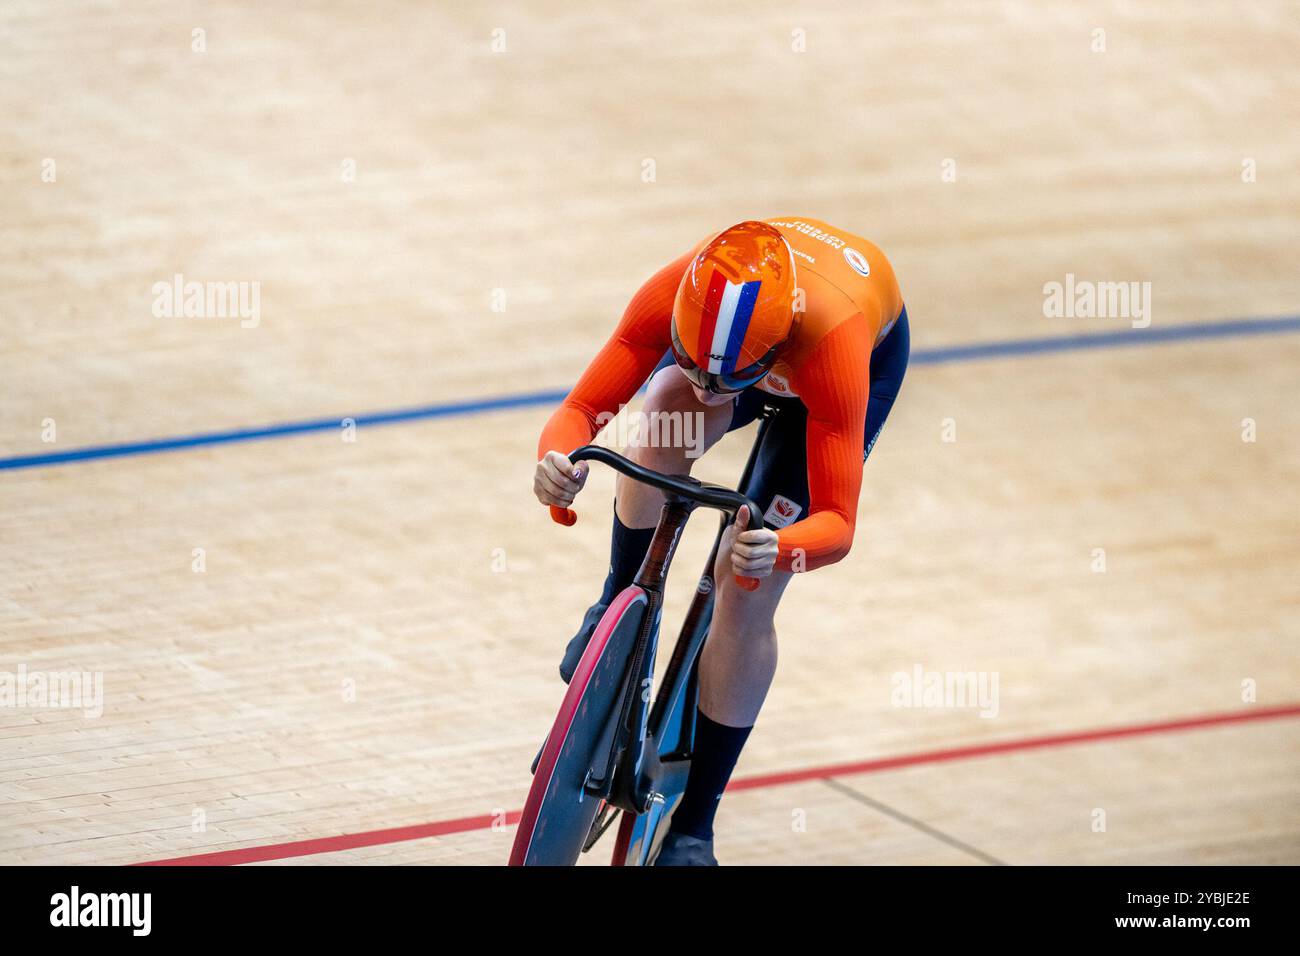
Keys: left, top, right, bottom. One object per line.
{"left": 537, "top": 251, "right": 692, "bottom": 459}
{"left": 777, "top": 317, "right": 873, "bottom": 571}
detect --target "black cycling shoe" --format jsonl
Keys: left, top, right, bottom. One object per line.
{"left": 653, "top": 831, "right": 718, "bottom": 866}
{"left": 559, "top": 601, "right": 608, "bottom": 684}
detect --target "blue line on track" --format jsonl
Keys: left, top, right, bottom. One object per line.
{"left": 2, "top": 316, "right": 1297, "bottom": 472}
{"left": 909, "top": 315, "right": 1300, "bottom": 365}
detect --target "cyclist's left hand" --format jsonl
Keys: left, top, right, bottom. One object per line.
{"left": 726, "top": 504, "right": 780, "bottom": 579}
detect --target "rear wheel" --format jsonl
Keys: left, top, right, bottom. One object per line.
{"left": 509, "top": 587, "right": 648, "bottom": 866}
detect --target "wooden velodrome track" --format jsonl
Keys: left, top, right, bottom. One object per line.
{"left": 2, "top": 2, "right": 1298, "bottom": 866}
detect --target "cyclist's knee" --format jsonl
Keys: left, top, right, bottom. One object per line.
{"left": 712, "top": 560, "right": 791, "bottom": 629}
{"left": 625, "top": 430, "right": 692, "bottom": 473}
{"left": 642, "top": 364, "right": 696, "bottom": 414}
{"left": 629, "top": 367, "right": 728, "bottom": 469}
{"left": 711, "top": 590, "right": 778, "bottom": 644}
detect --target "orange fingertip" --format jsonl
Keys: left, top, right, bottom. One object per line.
{"left": 735, "top": 575, "right": 760, "bottom": 592}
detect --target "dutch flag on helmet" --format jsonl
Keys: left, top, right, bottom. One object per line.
{"left": 696, "top": 270, "right": 762, "bottom": 375}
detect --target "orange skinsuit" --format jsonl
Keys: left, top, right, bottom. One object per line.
{"left": 538, "top": 217, "right": 904, "bottom": 572}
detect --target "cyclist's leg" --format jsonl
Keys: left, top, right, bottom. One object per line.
{"left": 699, "top": 566, "right": 793, "bottom": 721}
{"left": 655, "top": 560, "right": 794, "bottom": 865}
{"left": 665, "top": 312, "right": 911, "bottom": 851}
{"left": 662, "top": 403, "right": 805, "bottom": 852}
{"left": 613, "top": 362, "right": 737, "bottom": 525}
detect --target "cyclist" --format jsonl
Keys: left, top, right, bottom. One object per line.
{"left": 533, "top": 218, "right": 909, "bottom": 865}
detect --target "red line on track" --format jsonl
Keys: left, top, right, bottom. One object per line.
{"left": 138, "top": 811, "right": 523, "bottom": 866}
{"left": 727, "top": 703, "right": 1300, "bottom": 792}
{"left": 137, "top": 703, "right": 1300, "bottom": 866}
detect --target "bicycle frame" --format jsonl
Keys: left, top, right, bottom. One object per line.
{"left": 512, "top": 407, "right": 776, "bottom": 866}
{"left": 600, "top": 409, "right": 776, "bottom": 861}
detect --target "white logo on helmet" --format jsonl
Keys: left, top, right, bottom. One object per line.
{"left": 843, "top": 247, "right": 871, "bottom": 277}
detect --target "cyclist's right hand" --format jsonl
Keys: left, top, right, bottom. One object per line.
{"left": 534, "top": 451, "right": 588, "bottom": 510}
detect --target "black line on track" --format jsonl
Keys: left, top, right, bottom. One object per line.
{"left": 821, "top": 777, "right": 1007, "bottom": 866}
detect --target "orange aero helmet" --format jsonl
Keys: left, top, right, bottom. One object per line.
{"left": 670, "top": 221, "right": 797, "bottom": 393}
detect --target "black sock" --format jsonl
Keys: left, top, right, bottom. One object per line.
{"left": 670, "top": 710, "right": 753, "bottom": 840}
{"left": 597, "top": 504, "right": 655, "bottom": 604}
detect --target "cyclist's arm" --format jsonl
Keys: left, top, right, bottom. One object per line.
{"left": 779, "top": 316, "right": 873, "bottom": 571}
{"left": 537, "top": 251, "right": 691, "bottom": 458}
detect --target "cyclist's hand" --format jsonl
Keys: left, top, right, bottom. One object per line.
{"left": 534, "top": 450, "right": 588, "bottom": 508}
{"left": 727, "top": 504, "right": 779, "bottom": 579}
